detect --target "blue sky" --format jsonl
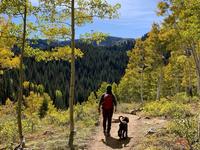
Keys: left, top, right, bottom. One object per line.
{"left": 31, "top": 0, "right": 162, "bottom": 39}
{"left": 77, "top": 0, "right": 163, "bottom": 38}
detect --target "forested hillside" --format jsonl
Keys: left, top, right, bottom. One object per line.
{"left": 0, "top": 39, "right": 133, "bottom": 107}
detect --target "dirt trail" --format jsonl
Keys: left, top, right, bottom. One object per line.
{"left": 87, "top": 113, "right": 166, "bottom": 150}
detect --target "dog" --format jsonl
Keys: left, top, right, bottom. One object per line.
{"left": 118, "top": 116, "right": 129, "bottom": 139}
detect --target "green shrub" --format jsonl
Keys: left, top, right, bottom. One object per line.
{"left": 143, "top": 98, "right": 190, "bottom": 118}
{"left": 168, "top": 116, "right": 200, "bottom": 149}
{"left": 172, "top": 92, "right": 189, "bottom": 103}
{"left": 117, "top": 102, "right": 139, "bottom": 113}
{"left": 172, "top": 92, "right": 199, "bottom": 104}
{"left": 0, "top": 118, "right": 18, "bottom": 149}
{"left": 45, "top": 109, "right": 69, "bottom": 126}
{"left": 44, "top": 97, "right": 98, "bottom": 126}
{"left": 192, "top": 96, "right": 200, "bottom": 102}
{"left": 74, "top": 99, "right": 98, "bottom": 123}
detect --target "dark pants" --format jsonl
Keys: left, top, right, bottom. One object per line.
{"left": 102, "top": 109, "right": 113, "bottom": 133}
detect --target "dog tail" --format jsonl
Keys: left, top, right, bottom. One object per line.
{"left": 119, "top": 116, "right": 124, "bottom": 123}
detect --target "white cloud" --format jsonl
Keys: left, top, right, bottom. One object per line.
{"left": 106, "top": 0, "right": 162, "bottom": 26}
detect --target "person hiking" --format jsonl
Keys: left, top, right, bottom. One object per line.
{"left": 98, "top": 85, "right": 117, "bottom": 136}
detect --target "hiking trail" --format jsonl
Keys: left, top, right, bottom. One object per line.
{"left": 86, "top": 112, "right": 167, "bottom": 150}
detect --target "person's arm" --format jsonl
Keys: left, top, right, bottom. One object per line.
{"left": 98, "top": 94, "right": 104, "bottom": 113}
{"left": 113, "top": 95, "right": 117, "bottom": 112}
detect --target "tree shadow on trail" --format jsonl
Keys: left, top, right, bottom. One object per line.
{"left": 102, "top": 136, "right": 132, "bottom": 149}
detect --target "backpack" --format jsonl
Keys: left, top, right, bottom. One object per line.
{"left": 102, "top": 94, "right": 113, "bottom": 110}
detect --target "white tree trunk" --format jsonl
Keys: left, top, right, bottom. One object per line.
{"left": 68, "top": 0, "right": 75, "bottom": 148}
{"left": 17, "top": 0, "right": 27, "bottom": 147}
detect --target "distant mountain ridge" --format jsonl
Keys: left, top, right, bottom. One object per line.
{"left": 29, "top": 36, "right": 134, "bottom": 50}
{"left": 97, "top": 36, "right": 134, "bottom": 47}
